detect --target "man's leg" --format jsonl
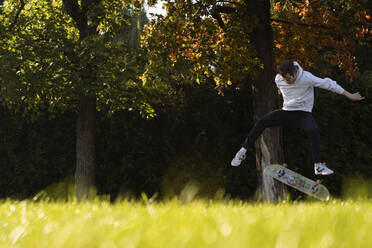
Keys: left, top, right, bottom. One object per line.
{"left": 295, "top": 112, "right": 333, "bottom": 175}
{"left": 231, "top": 109, "right": 290, "bottom": 166}
{"left": 295, "top": 112, "right": 322, "bottom": 163}
{"left": 242, "top": 109, "right": 290, "bottom": 149}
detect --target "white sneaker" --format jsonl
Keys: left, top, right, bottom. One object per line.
{"left": 231, "top": 148, "right": 247, "bottom": 166}
{"left": 314, "top": 162, "right": 334, "bottom": 175}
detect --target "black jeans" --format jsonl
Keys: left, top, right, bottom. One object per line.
{"left": 242, "top": 110, "right": 322, "bottom": 163}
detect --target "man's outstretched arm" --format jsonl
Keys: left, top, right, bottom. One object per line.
{"left": 342, "top": 90, "right": 365, "bottom": 101}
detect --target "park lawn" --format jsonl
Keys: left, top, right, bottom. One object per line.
{"left": 0, "top": 199, "right": 371, "bottom": 248}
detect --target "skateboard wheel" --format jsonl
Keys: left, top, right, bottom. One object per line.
{"left": 311, "top": 185, "right": 319, "bottom": 193}
{"left": 277, "top": 169, "right": 285, "bottom": 177}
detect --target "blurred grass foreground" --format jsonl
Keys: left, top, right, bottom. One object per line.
{"left": 1, "top": 199, "right": 372, "bottom": 248}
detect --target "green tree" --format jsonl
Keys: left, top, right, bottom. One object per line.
{"left": 0, "top": 0, "right": 151, "bottom": 200}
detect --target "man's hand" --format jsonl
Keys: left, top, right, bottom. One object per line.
{"left": 343, "top": 91, "right": 365, "bottom": 101}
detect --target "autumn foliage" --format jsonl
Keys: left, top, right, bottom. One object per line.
{"left": 142, "top": 0, "right": 371, "bottom": 86}
{"left": 272, "top": 0, "right": 372, "bottom": 80}
{"left": 142, "top": 0, "right": 260, "bottom": 91}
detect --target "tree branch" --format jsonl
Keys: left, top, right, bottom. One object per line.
{"left": 211, "top": 11, "right": 225, "bottom": 28}
{"left": 216, "top": 0, "right": 242, "bottom": 6}
{"left": 214, "top": 5, "right": 236, "bottom": 14}
{"left": 271, "top": 18, "right": 371, "bottom": 29}
{"left": 81, "top": 0, "right": 102, "bottom": 13}
{"left": 7, "top": 0, "right": 25, "bottom": 32}
{"left": 271, "top": 18, "right": 335, "bottom": 29}
{"left": 63, "top": 0, "right": 104, "bottom": 38}
{"left": 211, "top": 5, "right": 236, "bottom": 29}
{"left": 62, "top": 0, "right": 86, "bottom": 31}
{"left": 63, "top": 0, "right": 101, "bottom": 39}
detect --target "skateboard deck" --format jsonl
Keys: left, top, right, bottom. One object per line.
{"left": 264, "top": 164, "right": 330, "bottom": 201}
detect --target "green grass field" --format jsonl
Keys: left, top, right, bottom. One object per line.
{"left": 1, "top": 199, "right": 371, "bottom": 248}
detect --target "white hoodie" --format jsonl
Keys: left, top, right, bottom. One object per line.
{"left": 275, "top": 62, "right": 345, "bottom": 112}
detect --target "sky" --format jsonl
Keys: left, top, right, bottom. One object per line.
{"left": 146, "top": 1, "right": 167, "bottom": 19}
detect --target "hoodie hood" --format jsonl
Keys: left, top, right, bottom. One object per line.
{"left": 292, "top": 61, "right": 304, "bottom": 83}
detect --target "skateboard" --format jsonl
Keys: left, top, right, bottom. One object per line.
{"left": 264, "top": 164, "right": 330, "bottom": 201}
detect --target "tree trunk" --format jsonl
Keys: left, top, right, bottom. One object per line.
{"left": 246, "top": 0, "right": 287, "bottom": 202}
{"left": 62, "top": 0, "right": 99, "bottom": 201}
{"left": 75, "top": 95, "right": 96, "bottom": 201}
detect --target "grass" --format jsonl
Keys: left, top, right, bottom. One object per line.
{"left": 1, "top": 199, "right": 372, "bottom": 248}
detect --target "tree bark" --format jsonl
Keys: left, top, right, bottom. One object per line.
{"left": 245, "top": 0, "right": 287, "bottom": 202}
{"left": 75, "top": 95, "right": 96, "bottom": 201}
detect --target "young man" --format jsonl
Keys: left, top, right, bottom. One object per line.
{"left": 231, "top": 60, "right": 364, "bottom": 175}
